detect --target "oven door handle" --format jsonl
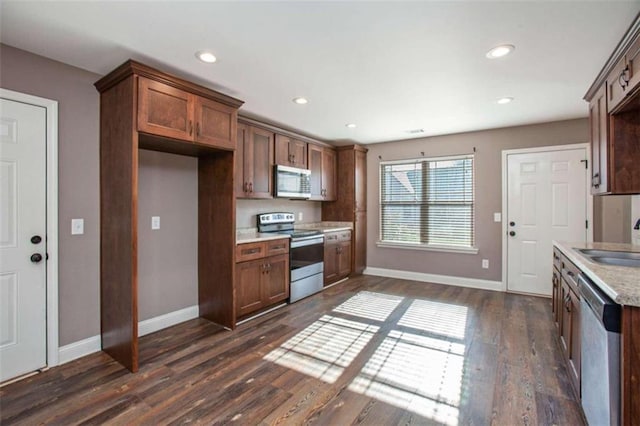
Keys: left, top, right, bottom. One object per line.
{"left": 291, "top": 236, "right": 324, "bottom": 248}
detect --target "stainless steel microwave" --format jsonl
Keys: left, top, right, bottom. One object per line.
{"left": 274, "top": 165, "right": 311, "bottom": 199}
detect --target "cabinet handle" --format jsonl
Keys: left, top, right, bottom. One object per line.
{"left": 271, "top": 244, "right": 285, "bottom": 250}
{"left": 196, "top": 122, "right": 200, "bottom": 137}
{"left": 189, "top": 120, "right": 193, "bottom": 136}
{"left": 244, "top": 248, "right": 260, "bottom": 255}
{"left": 249, "top": 182, "right": 253, "bottom": 193}
{"left": 592, "top": 173, "right": 600, "bottom": 188}
{"left": 567, "top": 271, "right": 575, "bottom": 277}
{"left": 243, "top": 182, "right": 248, "bottom": 193}
{"left": 619, "top": 65, "right": 630, "bottom": 90}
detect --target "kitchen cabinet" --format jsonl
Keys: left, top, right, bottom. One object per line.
{"left": 94, "top": 60, "right": 243, "bottom": 372}
{"left": 308, "top": 144, "right": 337, "bottom": 201}
{"left": 324, "top": 230, "right": 352, "bottom": 285}
{"left": 552, "top": 250, "right": 581, "bottom": 397}
{"left": 235, "top": 239, "right": 289, "bottom": 318}
{"left": 236, "top": 122, "right": 274, "bottom": 199}
{"left": 322, "top": 145, "right": 368, "bottom": 275}
{"left": 138, "top": 76, "right": 237, "bottom": 150}
{"left": 585, "top": 15, "right": 640, "bottom": 195}
{"left": 275, "top": 134, "right": 307, "bottom": 169}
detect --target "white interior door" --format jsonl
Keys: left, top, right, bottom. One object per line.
{"left": 0, "top": 98, "right": 47, "bottom": 382}
{"left": 506, "top": 148, "right": 587, "bottom": 296}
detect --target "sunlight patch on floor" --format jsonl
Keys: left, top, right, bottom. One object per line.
{"left": 348, "top": 330, "right": 465, "bottom": 426}
{"left": 333, "top": 291, "right": 404, "bottom": 322}
{"left": 398, "top": 299, "right": 468, "bottom": 339}
{"left": 263, "top": 315, "right": 378, "bottom": 383}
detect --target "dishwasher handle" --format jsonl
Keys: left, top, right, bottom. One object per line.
{"left": 578, "top": 274, "right": 621, "bottom": 333}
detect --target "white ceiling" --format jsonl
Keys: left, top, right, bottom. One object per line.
{"left": 1, "top": 1, "right": 639, "bottom": 144}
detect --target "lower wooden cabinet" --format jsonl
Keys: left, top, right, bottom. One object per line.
{"left": 552, "top": 247, "right": 581, "bottom": 396}
{"left": 324, "top": 230, "right": 352, "bottom": 286}
{"left": 236, "top": 239, "right": 289, "bottom": 318}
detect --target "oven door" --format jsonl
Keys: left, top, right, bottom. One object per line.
{"left": 290, "top": 236, "right": 324, "bottom": 281}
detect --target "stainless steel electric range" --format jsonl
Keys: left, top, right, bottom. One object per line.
{"left": 257, "top": 212, "right": 324, "bottom": 302}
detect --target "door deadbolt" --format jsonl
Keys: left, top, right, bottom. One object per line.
{"left": 31, "top": 235, "right": 42, "bottom": 244}
{"left": 509, "top": 221, "right": 515, "bottom": 227}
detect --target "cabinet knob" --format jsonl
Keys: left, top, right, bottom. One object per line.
{"left": 619, "top": 65, "right": 630, "bottom": 90}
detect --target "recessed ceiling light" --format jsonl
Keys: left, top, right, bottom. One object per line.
{"left": 346, "top": 123, "right": 357, "bottom": 128}
{"left": 486, "top": 44, "right": 515, "bottom": 59}
{"left": 292, "top": 97, "right": 308, "bottom": 105}
{"left": 196, "top": 50, "right": 217, "bottom": 63}
{"left": 497, "top": 97, "right": 514, "bottom": 104}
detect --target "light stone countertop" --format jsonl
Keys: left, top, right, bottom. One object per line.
{"left": 236, "top": 228, "right": 291, "bottom": 244}
{"left": 295, "top": 221, "right": 353, "bottom": 233}
{"left": 553, "top": 241, "right": 640, "bottom": 307}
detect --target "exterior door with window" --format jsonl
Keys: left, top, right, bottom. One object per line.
{"left": 506, "top": 148, "right": 587, "bottom": 295}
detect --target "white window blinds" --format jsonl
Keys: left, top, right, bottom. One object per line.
{"left": 380, "top": 155, "right": 474, "bottom": 248}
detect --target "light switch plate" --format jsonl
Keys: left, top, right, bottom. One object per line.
{"left": 151, "top": 216, "right": 160, "bottom": 230}
{"left": 493, "top": 212, "right": 501, "bottom": 222}
{"left": 71, "top": 218, "right": 84, "bottom": 235}
{"left": 298, "top": 212, "right": 303, "bottom": 221}
{"left": 482, "top": 259, "right": 489, "bottom": 269}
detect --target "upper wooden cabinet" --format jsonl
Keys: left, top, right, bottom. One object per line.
{"left": 608, "top": 34, "right": 640, "bottom": 113}
{"left": 137, "top": 75, "right": 237, "bottom": 150}
{"left": 275, "top": 134, "right": 307, "bottom": 168}
{"left": 236, "top": 122, "right": 273, "bottom": 199}
{"left": 585, "top": 15, "right": 640, "bottom": 195}
{"left": 308, "top": 144, "right": 337, "bottom": 201}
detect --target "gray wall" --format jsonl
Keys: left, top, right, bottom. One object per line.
{"left": 593, "top": 195, "right": 632, "bottom": 244}
{"left": 365, "top": 118, "right": 590, "bottom": 282}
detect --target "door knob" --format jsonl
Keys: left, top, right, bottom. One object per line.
{"left": 509, "top": 231, "right": 516, "bottom": 237}
{"left": 509, "top": 222, "right": 515, "bottom": 227}
{"left": 31, "top": 235, "right": 42, "bottom": 244}
{"left": 30, "top": 253, "right": 43, "bottom": 263}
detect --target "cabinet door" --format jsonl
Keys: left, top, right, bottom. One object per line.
{"left": 552, "top": 268, "right": 561, "bottom": 331}
{"left": 626, "top": 35, "right": 640, "bottom": 96}
{"left": 608, "top": 58, "right": 629, "bottom": 113}
{"left": 588, "top": 85, "right": 609, "bottom": 194}
{"left": 322, "top": 148, "right": 337, "bottom": 201}
{"left": 236, "top": 259, "right": 264, "bottom": 317}
{"left": 247, "top": 126, "right": 274, "bottom": 198}
{"left": 560, "top": 279, "right": 571, "bottom": 355}
{"left": 568, "top": 287, "right": 581, "bottom": 392}
{"left": 274, "top": 134, "right": 291, "bottom": 167}
{"left": 290, "top": 139, "right": 307, "bottom": 168}
{"left": 353, "top": 210, "right": 367, "bottom": 275}
{"left": 308, "top": 144, "right": 324, "bottom": 200}
{"left": 323, "top": 236, "right": 339, "bottom": 285}
{"left": 263, "top": 254, "right": 289, "bottom": 305}
{"left": 354, "top": 148, "right": 367, "bottom": 211}
{"left": 138, "top": 77, "right": 194, "bottom": 141}
{"left": 194, "top": 97, "right": 237, "bottom": 150}
{"left": 337, "top": 241, "right": 352, "bottom": 278}
{"left": 236, "top": 123, "right": 248, "bottom": 198}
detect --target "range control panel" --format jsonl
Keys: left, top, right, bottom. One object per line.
{"left": 257, "top": 212, "right": 295, "bottom": 225}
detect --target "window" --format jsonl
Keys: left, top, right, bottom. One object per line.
{"left": 379, "top": 155, "right": 474, "bottom": 250}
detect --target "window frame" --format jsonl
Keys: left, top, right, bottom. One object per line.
{"left": 377, "top": 154, "right": 478, "bottom": 254}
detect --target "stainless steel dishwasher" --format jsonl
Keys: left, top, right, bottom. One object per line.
{"left": 579, "top": 273, "right": 621, "bottom": 426}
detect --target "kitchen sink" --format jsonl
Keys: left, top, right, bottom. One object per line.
{"left": 577, "top": 249, "right": 640, "bottom": 268}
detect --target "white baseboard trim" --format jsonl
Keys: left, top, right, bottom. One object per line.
{"left": 58, "top": 334, "right": 102, "bottom": 365}
{"left": 138, "top": 305, "right": 199, "bottom": 337}
{"left": 58, "top": 305, "right": 200, "bottom": 365}
{"left": 363, "top": 267, "right": 505, "bottom": 292}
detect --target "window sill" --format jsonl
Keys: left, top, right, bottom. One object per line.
{"left": 376, "top": 241, "right": 479, "bottom": 254}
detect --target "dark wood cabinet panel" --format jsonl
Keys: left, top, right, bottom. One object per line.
{"left": 324, "top": 231, "right": 352, "bottom": 286}
{"left": 337, "top": 241, "right": 352, "bottom": 278}
{"left": 322, "top": 148, "right": 337, "bottom": 201}
{"left": 236, "top": 123, "right": 274, "bottom": 199}
{"left": 309, "top": 144, "right": 323, "bottom": 200}
{"left": 95, "top": 60, "right": 243, "bottom": 372}
{"left": 568, "top": 286, "right": 581, "bottom": 393}
{"left": 138, "top": 77, "right": 194, "bottom": 141}
{"left": 236, "top": 259, "right": 264, "bottom": 317}
{"left": 354, "top": 210, "right": 367, "bottom": 275}
{"left": 589, "top": 86, "right": 609, "bottom": 194}
{"left": 263, "top": 254, "right": 289, "bottom": 305}
{"left": 235, "top": 239, "right": 289, "bottom": 318}
{"left": 354, "top": 149, "right": 367, "bottom": 211}
{"left": 194, "top": 97, "right": 237, "bottom": 150}
{"left": 275, "top": 134, "right": 307, "bottom": 168}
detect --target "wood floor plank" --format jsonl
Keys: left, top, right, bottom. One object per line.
{"left": 1, "top": 275, "right": 585, "bottom": 425}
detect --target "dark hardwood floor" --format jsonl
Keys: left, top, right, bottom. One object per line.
{"left": 0, "top": 275, "right": 585, "bottom": 425}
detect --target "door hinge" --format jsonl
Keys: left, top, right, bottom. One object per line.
{"left": 580, "top": 159, "right": 588, "bottom": 169}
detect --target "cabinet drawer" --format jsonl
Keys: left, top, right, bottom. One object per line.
{"left": 266, "top": 238, "right": 289, "bottom": 256}
{"left": 236, "top": 242, "right": 266, "bottom": 262}
{"left": 561, "top": 254, "right": 580, "bottom": 293}
{"left": 553, "top": 247, "right": 562, "bottom": 272}
{"left": 338, "top": 230, "right": 352, "bottom": 242}
{"left": 325, "top": 232, "right": 340, "bottom": 244}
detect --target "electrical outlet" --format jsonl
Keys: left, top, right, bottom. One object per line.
{"left": 298, "top": 212, "right": 303, "bottom": 222}
{"left": 482, "top": 259, "right": 489, "bottom": 269}
{"left": 151, "top": 216, "right": 160, "bottom": 230}
{"left": 494, "top": 212, "right": 501, "bottom": 222}
{"left": 71, "top": 218, "right": 84, "bottom": 235}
